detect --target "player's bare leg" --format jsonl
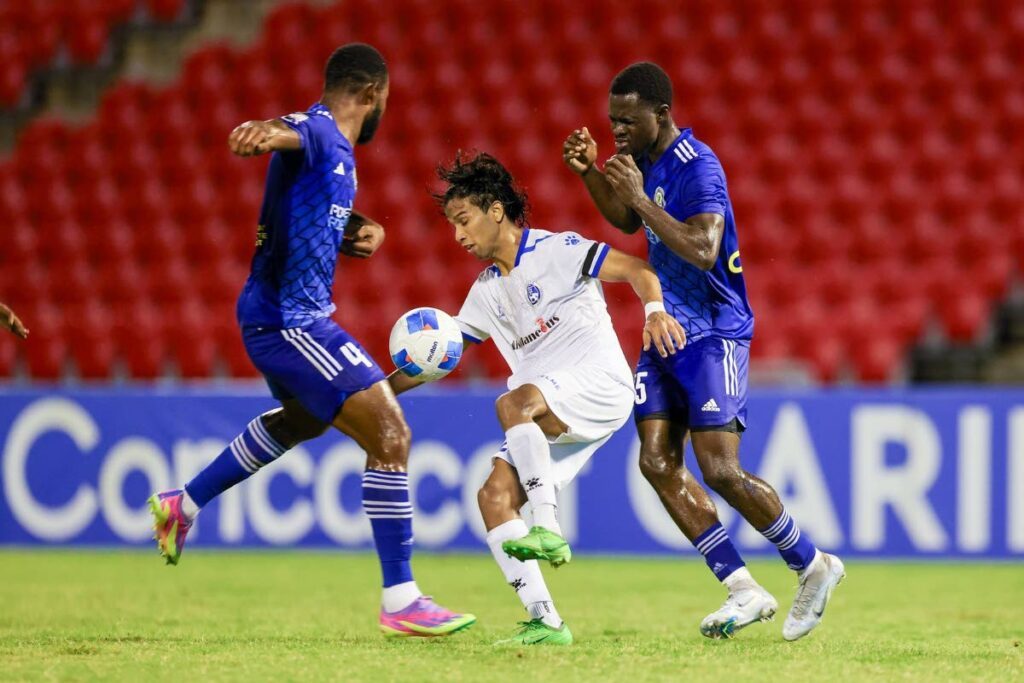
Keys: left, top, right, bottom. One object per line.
{"left": 479, "top": 459, "right": 572, "bottom": 646}
{"left": 493, "top": 384, "right": 573, "bottom": 567}
{"left": 692, "top": 429, "right": 844, "bottom": 641}
{"left": 638, "top": 419, "right": 777, "bottom": 638}
{"left": 332, "top": 380, "right": 475, "bottom": 637}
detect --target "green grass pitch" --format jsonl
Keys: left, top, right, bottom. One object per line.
{"left": 1, "top": 550, "right": 1021, "bottom": 681}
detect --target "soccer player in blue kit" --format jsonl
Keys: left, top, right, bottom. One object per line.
{"left": 564, "top": 62, "right": 844, "bottom": 641}
{"left": 148, "top": 43, "right": 474, "bottom": 638}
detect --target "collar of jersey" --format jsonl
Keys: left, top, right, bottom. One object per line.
{"left": 644, "top": 127, "right": 693, "bottom": 172}
{"left": 512, "top": 228, "right": 532, "bottom": 268}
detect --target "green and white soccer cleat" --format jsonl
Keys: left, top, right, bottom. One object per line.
{"left": 501, "top": 526, "right": 572, "bottom": 567}
{"left": 700, "top": 583, "right": 778, "bottom": 639}
{"left": 494, "top": 619, "right": 573, "bottom": 646}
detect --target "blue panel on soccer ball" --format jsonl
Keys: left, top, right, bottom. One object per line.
{"left": 391, "top": 350, "right": 423, "bottom": 376}
{"left": 438, "top": 341, "right": 462, "bottom": 371}
{"left": 406, "top": 309, "right": 439, "bottom": 333}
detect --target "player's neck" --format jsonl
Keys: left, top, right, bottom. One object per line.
{"left": 321, "top": 96, "right": 364, "bottom": 146}
{"left": 490, "top": 226, "right": 523, "bottom": 276}
{"left": 647, "top": 124, "right": 682, "bottom": 164}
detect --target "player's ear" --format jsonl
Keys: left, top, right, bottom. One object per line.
{"left": 359, "top": 80, "right": 382, "bottom": 106}
{"left": 655, "top": 104, "right": 671, "bottom": 123}
{"left": 489, "top": 201, "right": 505, "bottom": 223}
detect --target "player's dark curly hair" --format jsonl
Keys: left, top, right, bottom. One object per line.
{"left": 434, "top": 152, "right": 531, "bottom": 227}
{"left": 610, "top": 61, "right": 673, "bottom": 108}
{"left": 324, "top": 43, "right": 388, "bottom": 93}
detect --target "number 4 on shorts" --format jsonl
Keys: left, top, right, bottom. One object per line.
{"left": 340, "top": 342, "right": 373, "bottom": 368}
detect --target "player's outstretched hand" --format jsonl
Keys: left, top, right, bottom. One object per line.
{"left": 563, "top": 127, "right": 597, "bottom": 175}
{"left": 340, "top": 221, "right": 385, "bottom": 259}
{"left": 643, "top": 311, "right": 685, "bottom": 358}
{"left": 604, "top": 154, "right": 646, "bottom": 208}
{"left": 0, "top": 302, "right": 28, "bottom": 339}
{"left": 228, "top": 120, "right": 278, "bottom": 157}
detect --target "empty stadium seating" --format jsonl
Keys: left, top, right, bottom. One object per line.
{"left": 1, "top": 0, "right": 1022, "bottom": 382}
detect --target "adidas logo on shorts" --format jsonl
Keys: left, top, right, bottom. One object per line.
{"left": 701, "top": 398, "right": 721, "bottom": 412}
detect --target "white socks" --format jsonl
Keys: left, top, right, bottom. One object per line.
{"left": 382, "top": 580, "right": 422, "bottom": 612}
{"left": 181, "top": 490, "right": 199, "bottom": 521}
{"left": 486, "top": 519, "right": 562, "bottom": 628}
{"left": 505, "top": 422, "right": 561, "bottom": 535}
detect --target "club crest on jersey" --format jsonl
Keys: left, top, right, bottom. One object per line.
{"left": 654, "top": 187, "right": 666, "bottom": 207}
{"left": 526, "top": 283, "right": 542, "bottom": 305}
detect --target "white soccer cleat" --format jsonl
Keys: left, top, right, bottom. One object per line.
{"left": 783, "top": 551, "right": 846, "bottom": 642}
{"left": 700, "top": 582, "right": 778, "bottom": 639}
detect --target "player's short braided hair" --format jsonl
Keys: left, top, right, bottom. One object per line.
{"left": 435, "top": 152, "right": 531, "bottom": 227}
{"left": 610, "top": 61, "right": 673, "bottom": 108}
{"left": 324, "top": 43, "right": 388, "bottom": 93}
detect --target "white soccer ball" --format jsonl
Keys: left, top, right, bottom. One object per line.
{"left": 389, "top": 307, "right": 464, "bottom": 381}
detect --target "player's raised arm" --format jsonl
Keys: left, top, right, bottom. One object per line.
{"left": 604, "top": 153, "right": 724, "bottom": 271}
{"left": 563, "top": 127, "right": 642, "bottom": 234}
{"left": 594, "top": 248, "right": 686, "bottom": 358}
{"left": 227, "top": 119, "right": 302, "bottom": 157}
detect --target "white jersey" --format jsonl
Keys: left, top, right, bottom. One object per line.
{"left": 455, "top": 228, "right": 633, "bottom": 391}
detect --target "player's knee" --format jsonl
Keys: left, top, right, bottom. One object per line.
{"left": 494, "top": 389, "right": 539, "bottom": 428}
{"left": 264, "top": 409, "right": 328, "bottom": 448}
{"left": 638, "top": 444, "right": 675, "bottom": 483}
{"left": 701, "top": 463, "right": 744, "bottom": 498}
{"left": 477, "top": 480, "right": 514, "bottom": 515}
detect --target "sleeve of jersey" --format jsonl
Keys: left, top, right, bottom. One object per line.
{"left": 280, "top": 112, "right": 325, "bottom": 166}
{"left": 667, "top": 156, "right": 728, "bottom": 220}
{"left": 580, "top": 240, "right": 611, "bottom": 279}
{"left": 455, "top": 285, "right": 491, "bottom": 344}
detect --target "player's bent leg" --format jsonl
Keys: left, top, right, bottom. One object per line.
{"left": 635, "top": 419, "right": 777, "bottom": 638}
{"left": 494, "top": 385, "right": 572, "bottom": 567}
{"left": 149, "top": 404, "right": 319, "bottom": 565}
{"left": 480, "top": 460, "right": 572, "bottom": 646}
{"left": 333, "top": 380, "right": 475, "bottom": 638}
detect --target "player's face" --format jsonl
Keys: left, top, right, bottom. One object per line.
{"left": 445, "top": 197, "right": 500, "bottom": 260}
{"left": 608, "top": 93, "right": 659, "bottom": 157}
{"left": 357, "top": 79, "right": 389, "bottom": 144}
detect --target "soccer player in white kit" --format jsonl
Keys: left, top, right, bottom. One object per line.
{"left": 389, "top": 152, "right": 686, "bottom": 645}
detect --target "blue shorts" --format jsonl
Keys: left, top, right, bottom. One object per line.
{"left": 242, "top": 318, "right": 386, "bottom": 424}
{"left": 633, "top": 336, "right": 749, "bottom": 431}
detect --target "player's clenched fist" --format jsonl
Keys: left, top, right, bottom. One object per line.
{"left": 643, "top": 310, "right": 686, "bottom": 358}
{"left": 562, "top": 127, "right": 597, "bottom": 175}
{"left": 604, "top": 154, "right": 646, "bottom": 208}
{"left": 228, "top": 120, "right": 301, "bottom": 157}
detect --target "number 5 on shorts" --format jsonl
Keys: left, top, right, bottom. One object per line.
{"left": 634, "top": 371, "right": 648, "bottom": 405}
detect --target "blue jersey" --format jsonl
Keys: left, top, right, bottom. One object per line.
{"left": 637, "top": 129, "right": 754, "bottom": 342}
{"left": 236, "top": 103, "right": 357, "bottom": 329}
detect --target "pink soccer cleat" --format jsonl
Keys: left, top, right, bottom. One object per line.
{"left": 379, "top": 596, "right": 476, "bottom": 638}
{"left": 147, "top": 489, "right": 193, "bottom": 565}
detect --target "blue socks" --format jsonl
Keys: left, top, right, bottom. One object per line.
{"left": 693, "top": 522, "right": 746, "bottom": 581}
{"left": 760, "top": 508, "right": 817, "bottom": 571}
{"left": 185, "top": 414, "right": 287, "bottom": 508}
{"left": 362, "top": 469, "right": 414, "bottom": 587}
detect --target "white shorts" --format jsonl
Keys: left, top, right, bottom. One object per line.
{"left": 494, "top": 365, "right": 634, "bottom": 491}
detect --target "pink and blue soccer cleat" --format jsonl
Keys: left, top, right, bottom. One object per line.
{"left": 379, "top": 596, "right": 476, "bottom": 638}
{"left": 147, "top": 489, "right": 192, "bottom": 566}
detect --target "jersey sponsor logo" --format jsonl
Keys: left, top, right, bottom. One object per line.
{"left": 654, "top": 187, "right": 666, "bottom": 208}
{"left": 701, "top": 398, "right": 721, "bottom": 412}
{"left": 728, "top": 250, "right": 743, "bottom": 273}
{"left": 511, "top": 315, "right": 560, "bottom": 350}
{"left": 282, "top": 112, "right": 308, "bottom": 124}
{"left": 328, "top": 203, "right": 353, "bottom": 231}
{"left": 333, "top": 161, "right": 346, "bottom": 175}
{"left": 526, "top": 282, "right": 542, "bottom": 305}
